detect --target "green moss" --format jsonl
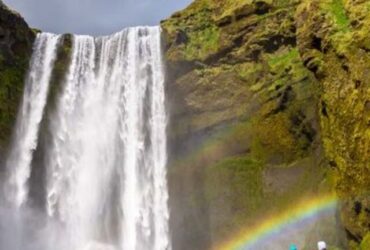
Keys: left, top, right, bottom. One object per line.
{"left": 264, "top": 48, "right": 309, "bottom": 89}
{"left": 296, "top": 0, "right": 370, "bottom": 243}
{"left": 268, "top": 48, "right": 299, "bottom": 67}
{"left": 163, "top": 0, "right": 346, "bottom": 246}
{"left": 305, "top": 0, "right": 351, "bottom": 54}
{"left": 324, "top": 0, "right": 350, "bottom": 31}
{"left": 0, "top": 1, "right": 35, "bottom": 149}
{"left": 253, "top": 113, "right": 299, "bottom": 163}
{"left": 266, "top": 48, "right": 309, "bottom": 85}
{"left": 185, "top": 25, "right": 220, "bottom": 60}
{"left": 205, "top": 156, "right": 264, "bottom": 234}
{"left": 0, "top": 61, "right": 28, "bottom": 145}
{"left": 208, "top": 157, "right": 263, "bottom": 201}
{"left": 360, "top": 233, "right": 370, "bottom": 250}
{"left": 236, "top": 62, "right": 263, "bottom": 80}
{"left": 162, "top": 1, "right": 221, "bottom": 62}
{"left": 215, "top": 0, "right": 253, "bottom": 20}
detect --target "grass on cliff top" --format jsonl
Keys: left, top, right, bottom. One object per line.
{"left": 162, "top": 0, "right": 221, "bottom": 61}
{"left": 214, "top": 0, "right": 253, "bottom": 19}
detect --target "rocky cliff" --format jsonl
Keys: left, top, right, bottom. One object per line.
{"left": 296, "top": 1, "right": 370, "bottom": 247}
{"left": 161, "top": 0, "right": 369, "bottom": 249}
{"left": 0, "top": 1, "right": 35, "bottom": 154}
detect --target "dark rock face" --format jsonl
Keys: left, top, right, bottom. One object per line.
{"left": 0, "top": 2, "right": 35, "bottom": 154}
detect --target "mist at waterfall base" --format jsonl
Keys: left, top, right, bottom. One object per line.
{"left": 0, "top": 27, "right": 171, "bottom": 250}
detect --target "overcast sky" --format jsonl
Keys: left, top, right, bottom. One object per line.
{"left": 3, "top": 0, "right": 192, "bottom": 35}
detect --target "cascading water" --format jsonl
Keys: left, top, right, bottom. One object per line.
{"left": 4, "top": 33, "right": 60, "bottom": 208}
{"left": 1, "top": 27, "right": 170, "bottom": 250}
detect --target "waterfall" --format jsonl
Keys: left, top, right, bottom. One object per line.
{"left": 2, "top": 27, "right": 171, "bottom": 250}
{"left": 4, "top": 33, "right": 60, "bottom": 208}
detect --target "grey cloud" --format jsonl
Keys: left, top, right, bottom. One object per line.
{"left": 3, "top": 0, "right": 192, "bottom": 35}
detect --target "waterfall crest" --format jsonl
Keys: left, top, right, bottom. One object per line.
{"left": 2, "top": 27, "right": 171, "bottom": 250}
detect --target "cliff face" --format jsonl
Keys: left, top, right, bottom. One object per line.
{"left": 0, "top": 1, "right": 35, "bottom": 153}
{"left": 296, "top": 1, "right": 370, "bottom": 247}
{"left": 162, "top": 0, "right": 368, "bottom": 249}
{"left": 162, "top": 1, "right": 340, "bottom": 249}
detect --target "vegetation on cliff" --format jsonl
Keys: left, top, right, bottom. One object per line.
{"left": 0, "top": 2, "right": 35, "bottom": 151}
{"left": 296, "top": 0, "right": 370, "bottom": 246}
{"left": 163, "top": 1, "right": 329, "bottom": 249}
{"left": 162, "top": 0, "right": 368, "bottom": 249}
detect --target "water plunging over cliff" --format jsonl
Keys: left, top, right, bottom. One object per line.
{"left": 2, "top": 27, "right": 171, "bottom": 250}
{"left": 4, "top": 33, "right": 60, "bottom": 208}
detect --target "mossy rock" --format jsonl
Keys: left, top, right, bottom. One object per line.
{"left": 205, "top": 156, "right": 264, "bottom": 238}
{"left": 296, "top": 0, "right": 370, "bottom": 245}
{"left": 164, "top": 2, "right": 325, "bottom": 249}
{"left": 360, "top": 233, "right": 370, "bottom": 250}
{"left": 46, "top": 34, "right": 73, "bottom": 110}
{"left": 0, "top": 2, "right": 35, "bottom": 152}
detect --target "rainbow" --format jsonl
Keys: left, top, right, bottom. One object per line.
{"left": 217, "top": 194, "right": 338, "bottom": 250}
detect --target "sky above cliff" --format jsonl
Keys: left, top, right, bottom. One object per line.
{"left": 3, "top": 0, "right": 192, "bottom": 35}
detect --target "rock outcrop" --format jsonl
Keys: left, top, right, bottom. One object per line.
{"left": 0, "top": 1, "right": 35, "bottom": 153}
